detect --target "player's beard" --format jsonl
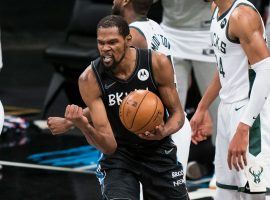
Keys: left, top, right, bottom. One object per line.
{"left": 103, "top": 50, "right": 126, "bottom": 72}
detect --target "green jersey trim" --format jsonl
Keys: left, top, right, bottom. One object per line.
{"left": 248, "top": 69, "right": 262, "bottom": 156}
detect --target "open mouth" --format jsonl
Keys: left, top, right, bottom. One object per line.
{"left": 103, "top": 55, "right": 113, "bottom": 65}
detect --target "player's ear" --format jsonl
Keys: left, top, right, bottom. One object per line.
{"left": 126, "top": 34, "right": 132, "bottom": 46}
{"left": 123, "top": 0, "right": 131, "bottom": 7}
{"left": 127, "top": 34, "right": 132, "bottom": 41}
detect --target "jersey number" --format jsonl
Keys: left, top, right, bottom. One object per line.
{"left": 218, "top": 57, "right": 225, "bottom": 78}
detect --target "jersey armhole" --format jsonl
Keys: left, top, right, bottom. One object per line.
{"left": 148, "top": 49, "right": 158, "bottom": 90}
{"left": 91, "top": 61, "right": 106, "bottom": 98}
{"left": 129, "top": 26, "right": 147, "bottom": 41}
{"left": 226, "top": 18, "right": 240, "bottom": 44}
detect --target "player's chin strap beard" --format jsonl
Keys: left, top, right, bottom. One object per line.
{"left": 114, "top": 50, "right": 126, "bottom": 67}
{"left": 105, "top": 44, "right": 129, "bottom": 72}
{"left": 105, "top": 50, "right": 126, "bottom": 73}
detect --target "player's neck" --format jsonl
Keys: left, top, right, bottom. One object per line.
{"left": 123, "top": 10, "right": 147, "bottom": 24}
{"left": 113, "top": 47, "right": 137, "bottom": 80}
{"left": 215, "top": 0, "right": 235, "bottom": 14}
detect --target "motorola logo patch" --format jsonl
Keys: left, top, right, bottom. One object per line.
{"left": 137, "top": 69, "right": 149, "bottom": 81}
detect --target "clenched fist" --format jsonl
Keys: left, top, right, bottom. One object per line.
{"left": 65, "top": 105, "right": 89, "bottom": 128}
{"left": 47, "top": 117, "right": 73, "bottom": 135}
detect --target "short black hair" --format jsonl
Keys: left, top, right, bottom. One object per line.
{"left": 131, "top": 0, "right": 153, "bottom": 15}
{"left": 97, "top": 15, "right": 130, "bottom": 37}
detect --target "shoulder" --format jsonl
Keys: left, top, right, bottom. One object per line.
{"left": 151, "top": 51, "right": 174, "bottom": 84}
{"left": 231, "top": 4, "right": 259, "bottom": 23}
{"left": 79, "top": 65, "right": 102, "bottom": 97}
{"left": 130, "top": 26, "right": 146, "bottom": 39}
{"left": 151, "top": 51, "right": 171, "bottom": 69}
{"left": 230, "top": 4, "right": 261, "bottom": 28}
{"left": 79, "top": 65, "right": 96, "bottom": 84}
{"left": 129, "top": 26, "right": 147, "bottom": 48}
{"left": 230, "top": 5, "right": 262, "bottom": 39}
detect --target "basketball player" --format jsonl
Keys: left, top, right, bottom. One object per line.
{"left": 64, "top": 15, "right": 189, "bottom": 199}
{"left": 191, "top": 0, "right": 270, "bottom": 199}
{"left": 48, "top": 0, "right": 194, "bottom": 176}
{"left": 111, "top": 0, "right": 193, "bottom": 176}
{"left": 159, "top": 0, "right": 219, "bottom": 144}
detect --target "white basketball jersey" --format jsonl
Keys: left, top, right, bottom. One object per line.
{"left": 210, "top": 0, "right": 266, "bottom": 103}
{"left": 129, "top": 19, "right": 171, "bottom": 56}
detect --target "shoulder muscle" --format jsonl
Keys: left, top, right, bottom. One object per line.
{"left": 129, "top": 27, "right": 148, "bottom": 48}
{"left": 230, "top": 5, "right": 263, "bottom": 42}
{"left": 151, "top": 51, "right": 175, "bottom": 86}
{"left": 79, "top": 65, "right": 102, "bottom": 104}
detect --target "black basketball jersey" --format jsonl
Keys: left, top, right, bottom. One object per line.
{"left": 92, "top": 48, "right": 169, "bottom": 148}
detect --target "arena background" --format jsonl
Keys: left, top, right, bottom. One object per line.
{"left": 0, "top": 0, "right": 268, "bottom": 199}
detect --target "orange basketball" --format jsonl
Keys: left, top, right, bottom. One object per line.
{"left": 119, "top": 90, "right": 164, "bottom": 134}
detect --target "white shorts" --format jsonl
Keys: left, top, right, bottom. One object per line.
{"left": 215, "top": 98, "right": 270, "bottom": 194}
{"left": 172, "top": 116, "right": 192, "bottom": 177}
{"left": 160, "top": 24, "right": 216, "bottom": 63}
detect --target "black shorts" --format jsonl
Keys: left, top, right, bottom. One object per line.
{"left": 96, "top": 138, "right": 189, "bottom": 200}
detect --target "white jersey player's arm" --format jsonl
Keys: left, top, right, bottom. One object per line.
{"left": 227, "top": 4, "right": 270, "bottom": 171}
{"left": 229, "top": 5, "right": 270, "bottom": 127}
{"left": 129, "top": 27, "right": 148, "bottom": 49}
{"left": 190, "top": 70, "right": 220, "bottom": 144}
{"left": 196, "top": 70, "right": 221, "bottom": 112}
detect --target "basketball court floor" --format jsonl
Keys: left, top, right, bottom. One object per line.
{"left": 0, "top": 123, "right": 215, "bottom": 200}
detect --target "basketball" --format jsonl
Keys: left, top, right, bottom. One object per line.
{"left": 119, "top": 90, "right": 164, "bottom": 134}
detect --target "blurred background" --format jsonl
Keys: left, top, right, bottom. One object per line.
{"left": 0, "top": 0, "right": 163, "bottom": 116}
{"left": 0, "top": 0, "right": 75, "bottom": 115}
